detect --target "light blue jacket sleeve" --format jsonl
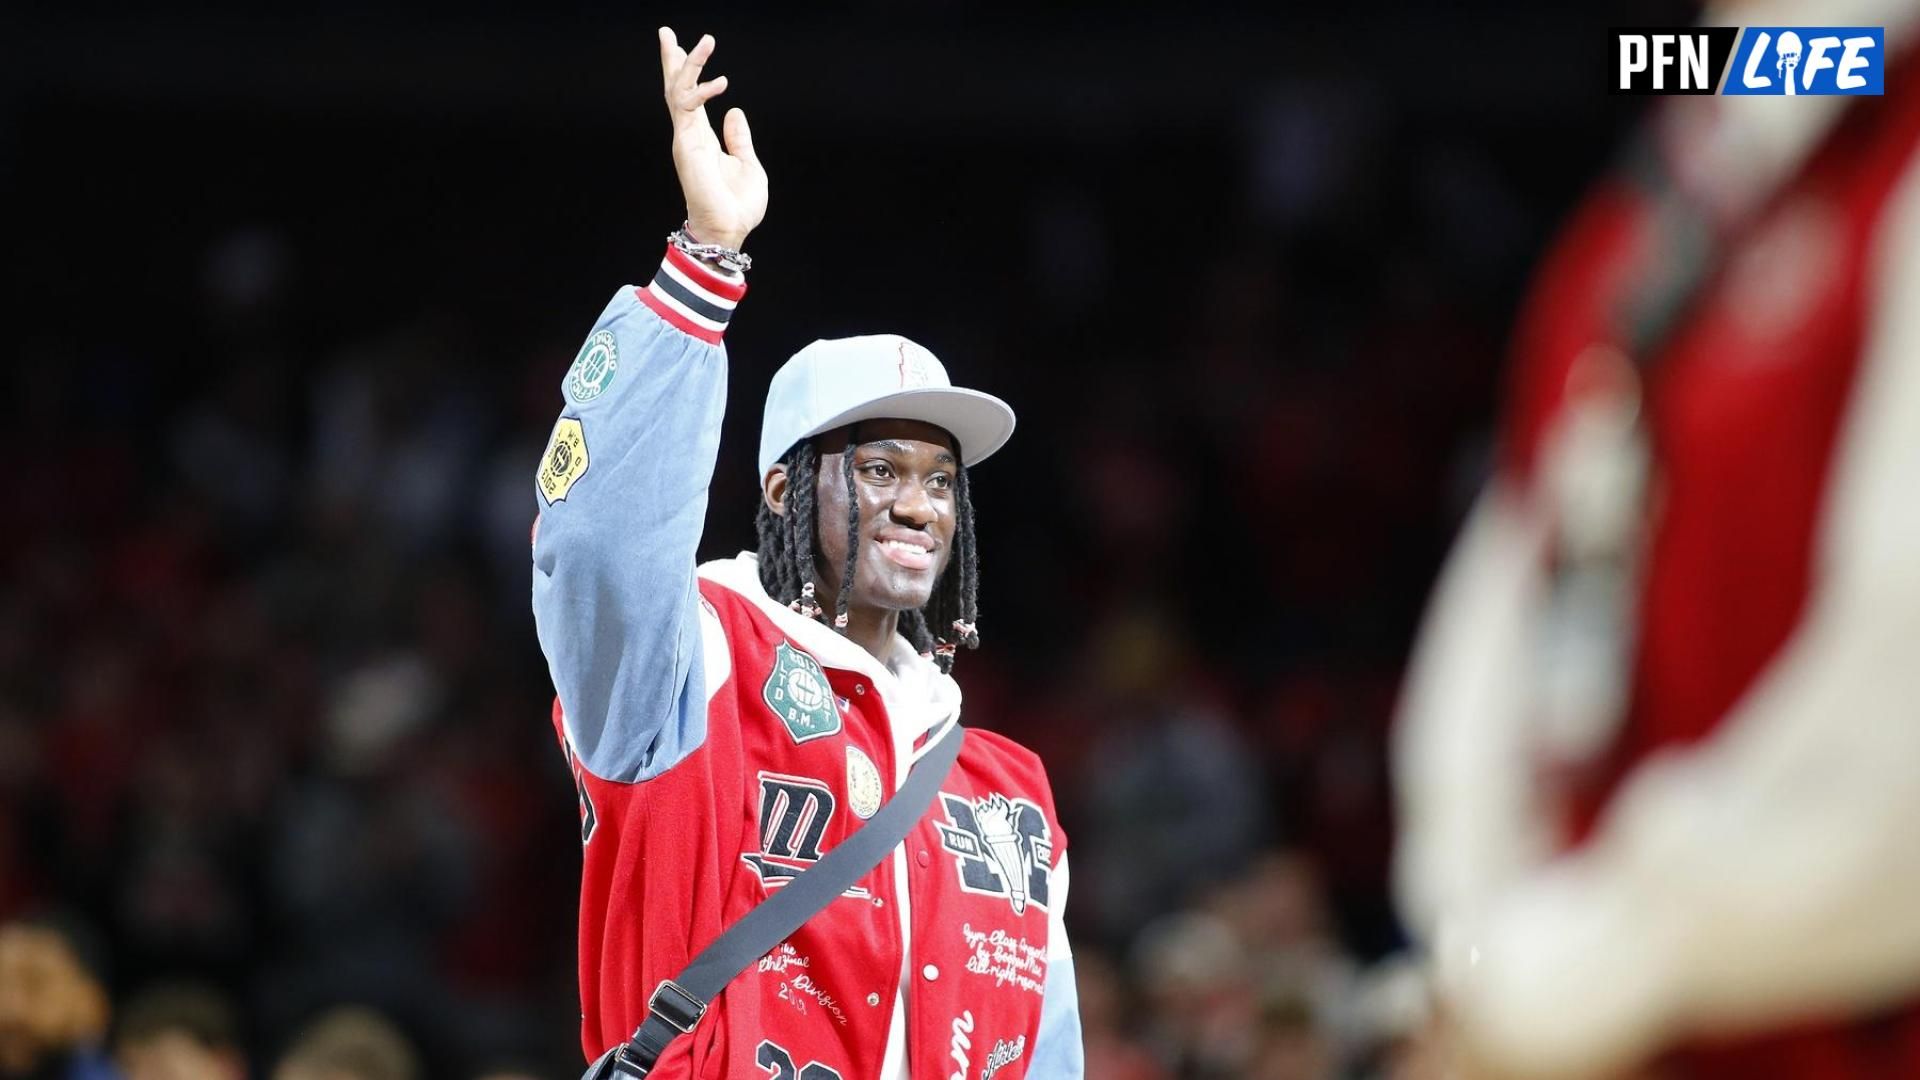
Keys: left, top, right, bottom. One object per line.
{"left": 531, "top": 282, "right": 728, "bottom": 782}
{"left": 1031, "top": 955, "right": 1086, "bottom": 1077}
{"left": 1030, "top": 852, "right": 1086, "bottom": 1076}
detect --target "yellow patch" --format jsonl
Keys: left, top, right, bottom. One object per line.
{"left": 538, "top": 417, "right": 590, "bottom": 504}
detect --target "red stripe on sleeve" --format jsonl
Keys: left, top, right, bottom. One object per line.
{"left": 663, "top": 245, "right": 749, "bottom": 302}
{"left": 635, "top": 285, "right": 726, "bottom": 345}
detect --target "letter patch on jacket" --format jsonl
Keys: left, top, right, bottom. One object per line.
{"left": 764, "top": 642, "right": 841, "bottom": 743}
{"left": 743, "top": 772, "right": 870, "bottom": 899}
{"left": 936, "top": 793, "right": 1053, "bottom": 914}
{"left": 755, "top": 1040, "right": 842, "bottom": 1080}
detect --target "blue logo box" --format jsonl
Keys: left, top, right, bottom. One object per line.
{"left": 1723, "top": 27, "right": 1884, "bottom": 95}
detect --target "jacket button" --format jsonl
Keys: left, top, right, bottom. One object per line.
{"left": 854, "top": 684, "right": 866, "bottom": 695}
{"left": 922, "top": 964, "right": 939, "bottom": 981}
{"left": 916, "top": 849, "right": 931, "bottom": 868}
{"left": 867, "top": 993, "right": 881, "bottom": 1007}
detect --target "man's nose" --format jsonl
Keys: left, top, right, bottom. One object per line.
{"left": 890, "top": 481, "right": 938, "bottom": 526}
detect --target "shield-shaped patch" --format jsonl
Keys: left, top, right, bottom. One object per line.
{"left": 763, "top": 641, "right": 841, "bottom": 743}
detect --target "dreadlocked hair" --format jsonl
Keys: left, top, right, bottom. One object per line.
{"left": 755, "top": 436, "right": 982, "bottom": 673}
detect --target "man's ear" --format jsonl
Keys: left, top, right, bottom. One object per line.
{"left": 762, "top": 464, "right": 790, "bottom": 516}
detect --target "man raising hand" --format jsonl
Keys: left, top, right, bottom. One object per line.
{"left": 533, "top": 28, "right": 1082, "bottom": 1080}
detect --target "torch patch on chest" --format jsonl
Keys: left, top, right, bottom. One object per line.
{"left": 936, "top": 793, "right": 1054, "bottom": 915}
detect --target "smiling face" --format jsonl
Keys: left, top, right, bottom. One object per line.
{"left": 814, "top": 419, "right": 960, "bottom": 614}
{"left": 764, "top": 418, "right": 959, "bottom": 618}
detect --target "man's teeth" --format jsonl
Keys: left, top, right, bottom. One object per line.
{"left": 882, "top": 540, "right": 926, "bottom": 553}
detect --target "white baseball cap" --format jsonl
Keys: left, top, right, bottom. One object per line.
{"left": 757, "top": 334, "right": 1016, "bottom": 479}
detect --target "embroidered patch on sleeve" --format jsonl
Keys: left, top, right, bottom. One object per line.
{"left": 564, "top": 330, "right": 619, "bottom": 403}
{"left": 537, "top": 417, "right": 590, "bottom": 504}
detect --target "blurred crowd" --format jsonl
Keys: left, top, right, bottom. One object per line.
{"left": 1, "top": 857, "right": 1436, "bottom": 1080}
{"left": 2, "top": 15, "right": 1630, "bottom": 1078}
{"left": 0, "top": 914, "right": 523, "bottom": 1080}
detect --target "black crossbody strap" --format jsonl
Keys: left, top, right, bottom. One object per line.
{"left": 590, "top": 721, "right": 966, "bottom": 1079}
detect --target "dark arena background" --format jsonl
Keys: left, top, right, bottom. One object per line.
{"left": 3, "top": 5, "right": 1664, "bottom": 1080}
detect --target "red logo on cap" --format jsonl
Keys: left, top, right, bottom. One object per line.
{"left": 897, "top": 342, "right": 934, "bottom": 388}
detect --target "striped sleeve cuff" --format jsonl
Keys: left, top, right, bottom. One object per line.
{"left": 634, "top": 244, "right": 748, "bottom": 344}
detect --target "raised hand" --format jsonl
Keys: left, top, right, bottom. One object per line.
{"left": 659, "top": 27, "right": 767, "bottom": 252}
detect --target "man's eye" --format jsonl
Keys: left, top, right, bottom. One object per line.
{"left": 929, "top": 474, "right": 952, "bottom": 490}
{"left": 862, "top": 462, "right": 894, "bottom": 479}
